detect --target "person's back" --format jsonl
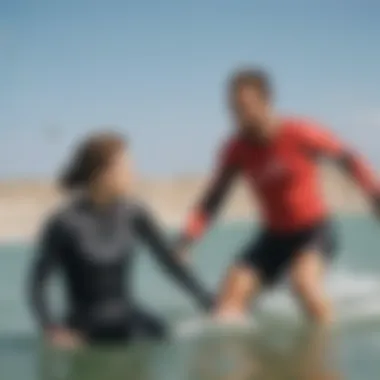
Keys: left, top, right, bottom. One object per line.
{"left": 41, "top": 197, "right": 141, "bottom": 327}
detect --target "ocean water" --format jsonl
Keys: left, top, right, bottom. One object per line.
{"left": 0, "top": 216, "right": 380, "bottom": 380}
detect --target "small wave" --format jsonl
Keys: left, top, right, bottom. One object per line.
{"left": 173, "top": 269, "right": 380, "bottom": 342}
{"left": 174, "top": 316, "right": 258, "bottom": 339}
{"left": 257, "top": 268, "right": 380, "bottom": 327}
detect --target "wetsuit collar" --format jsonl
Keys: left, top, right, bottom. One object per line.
{"left": 77, "top": 194, "right": 124, "bottom": 212}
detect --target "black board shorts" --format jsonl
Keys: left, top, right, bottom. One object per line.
{"left": 236, "top": 219, "right": 338, "bottom": 285}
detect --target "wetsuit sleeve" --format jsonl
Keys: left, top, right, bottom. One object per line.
{"left": 28, "top": 216, "right": 64, "bottom": 329}
{"left": 133, "top": 207, "right": 213, "bottom": 310}
{"left": 177, "top": 141, "right": 240, "bottom": 249}
{"left": 297, "top": 122, "right": 380, "bottom": 199}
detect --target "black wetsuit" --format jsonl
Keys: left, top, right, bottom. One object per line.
{"left": 29, "top": 197, "right": 212, "bottom": 343}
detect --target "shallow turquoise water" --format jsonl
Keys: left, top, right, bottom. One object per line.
{"left": 0, "top": 216, "right": 380, "bottom": 379}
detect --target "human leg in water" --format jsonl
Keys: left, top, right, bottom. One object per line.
{"left": 290, "top": 250, "right": 334, "bottom": 326}
{"left": 213, "top": 229, "right": 293, "bottom": 322}
{"left": 290, "top": 220, "right": 337, "bottom": 326}
{"left": 213, "top": 264, "right": 262, "bottom": 322}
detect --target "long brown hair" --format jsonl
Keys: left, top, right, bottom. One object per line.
{"left": 59, "top": 132, "right": 127, "bottom": 190}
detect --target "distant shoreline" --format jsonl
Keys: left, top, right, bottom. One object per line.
{"left": 0, "top": 165, "right": 371, "bottom": 244}
{"left": 0, "top": 212, "right": 371, "bottom": 247}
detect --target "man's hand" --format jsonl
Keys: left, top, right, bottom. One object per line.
{"left": 45, "top": 327, "right": 84, "bottom": 350}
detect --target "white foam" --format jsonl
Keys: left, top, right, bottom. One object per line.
{"left": 174, "top": 316, "right": 257, "bottom": 339}
{"left": 171, "top": 268, "right": 380, "bottom": 341}
{"left": 256, "top": 268, "right": 380, "bottom": 327}
{"left": 327, "top": 269, "right": 380, "bottom": 323}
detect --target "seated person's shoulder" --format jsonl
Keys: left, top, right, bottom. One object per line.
{"left": 40, "top": 199, "right": 79, "bottom": 237}
{"left": 120, "top": 197, "right": 150, "bottom": 219}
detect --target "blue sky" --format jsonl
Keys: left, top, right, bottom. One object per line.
{"left": 1, "top": 0, "right": 379, "bottom": 178}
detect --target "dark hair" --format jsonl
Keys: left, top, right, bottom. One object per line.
{"left": 229, "top": 68, "right": 272, "bottom": 100}
{"left": 59, "top": 131, "right": 127, "bottom": 190}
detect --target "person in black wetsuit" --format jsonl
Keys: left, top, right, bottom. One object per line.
{"left": 28, "top": 132, "right": 212, "bottom": 347}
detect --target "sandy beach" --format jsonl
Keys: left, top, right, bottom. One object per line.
{"left": 0, "top": 164, "right": 371, "bottom": 243}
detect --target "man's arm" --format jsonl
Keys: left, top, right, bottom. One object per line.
{"left": 133, "top": 205, "right": 214, "bottom": 311}
{"left": 177, "top": 143, "right": 240, "bottom": 252}
{"left": 298, "top": 122, "right": 380, "bottom": 204}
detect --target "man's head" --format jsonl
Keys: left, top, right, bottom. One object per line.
{"left": 228, "top": 68, "right": 273, "bottom": 139}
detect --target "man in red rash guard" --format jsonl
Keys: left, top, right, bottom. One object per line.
{"left": 177, "top": 69, "right": 380, "bottom": 325}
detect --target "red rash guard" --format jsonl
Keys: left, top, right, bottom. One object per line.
{"left": 183, "top": 117, "right": 379, "bottom": 240}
